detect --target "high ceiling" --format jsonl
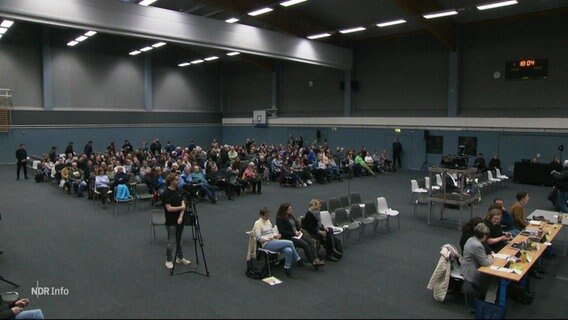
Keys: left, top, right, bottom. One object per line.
{"left": 0, "top": 0, "right": 566, "bottom": 69}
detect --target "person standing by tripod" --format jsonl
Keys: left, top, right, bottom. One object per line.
{"left": 161, "top": 173, "right": 191, "bottom": 270}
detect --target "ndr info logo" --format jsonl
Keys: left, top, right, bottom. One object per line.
{"left": 31, "top": 281, "right": 70, "bottom": 298}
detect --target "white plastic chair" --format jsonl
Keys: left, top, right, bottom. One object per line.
{"left": 377, "top": 197, "right": 400, "bottom": 231}
{"left": 425, "top": 176, "right": 440, "bottom": 191}
{"left": 410, "top": 179, "right": 428, "bottom": 205}
{"left": 487, "top": 170, "right": 501, "bottom": 186}
{"left": 319, "top": 211, "right": 344, "bottom": 235}
{"left": 495, "top": 168, "right": 509, "bottom": 181}
{"left": 435, "top": 174, "right": 444, "bottom": 188}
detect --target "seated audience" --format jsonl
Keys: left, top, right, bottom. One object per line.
{"left": 190, "top": 165, "right": 217, "bottom": 204}
{"left": 301, "top": 199, "right": 342, "bottom": 262}
{"left": 242, "top": 162, "right": 262, "bottom": 194}
{"left": 68, "top": 162, "right": 87, "bottom": 197}
{"left": 275, "top": 203, "right": 325, "bottom": 270}
{"left": 491, "top": 198, "right": 520, "bottom": 236}
{"left": 94, "top": 167, "right": 112, "bottom": 207}
{"left": 252, "top": 207, "right": 302, "bottom": 277}
{"left": 460, "top": 217, "right": 491, "bottom": 255}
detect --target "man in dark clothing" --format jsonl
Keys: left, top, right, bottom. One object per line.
{"left": 392, "top": 138, "right": 402, "bottom": 171}
{"left": 122, "top": 140, "right": 133, "bottom": 154}
{"left": 551, "top": 160, "right": 568, "bottom": 213}
{"left": 83, "top": 141, "right": 93, "bottom": 158}
{"left": 64, "top": 142, "right": 74, "bottom": 156}
{"left": 15, "top": 144, "right": 28, "bottom": 180}
{"left": 48, "top": 146, "right": 57, "bottom": 163}
{"left": 488, "top": 154, "right": 502, "bottom": 171}
{"left": 473, "top": 153, "right": 487, "bottom": 172}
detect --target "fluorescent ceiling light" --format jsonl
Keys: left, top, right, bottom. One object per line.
{"left": 0, "top": 20, "right": 14, "bottom": 28}
{"left": 204, "top": 56, "right": 219, "bottom": 61}
{"left": 190, "top": 59, "right": 204, "bottom": 64}
{"left": 280, "top": 0, "right": 307, "bottom": 7}
{"left": 0, "top": 35, "right": 2, "bottom": 40}
{"left": 423, "top": 10, "right": 458, "bottom": 19}
{"left": 0, "top": 28, "right": 7, "bottom": 34}
{"left": 307, "top": 33, "right": 331, "bottom": 40}
{"left": 129, "top": 50, "right": 141, "bottom": 55}
{"left": 84, "top": 31, "right": 97, "bottom": 37}
{"left": 225, "top": 18, "right": 239, "bottom": 23}
{"left": 67, "top": 41, "right": 78, "bottom": 46}
{"left": 377, "top": 19, "right": 406, "bottom": 28}
{"left": 248, "top": 7, "right": 273, "bottom": 16}
{"left": 139, "top": 46, "right": 153, "bottom": 52}
{"left": 339, "top": 27, "right": 366, "bottom": 34}
{"left": 139, "top": 0, "right": 157, "bottom": 6}
{"left": 75, "top": 35, "right": 88, "bottom": 42}
{"left": 152, "top": 42, "right": 166, "bottom": 48}
{"left": 226, "top": 52, "right": 240, "bottom": 56}
{"left": 178, "top": 62, "right": 191, "bottom": 67}
{"left": 476, "top": 0, "right": 518, "bottom": 10}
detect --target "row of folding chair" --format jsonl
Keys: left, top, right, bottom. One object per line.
{"left": 320, "top": 194, "right": 400, "bottom": 245}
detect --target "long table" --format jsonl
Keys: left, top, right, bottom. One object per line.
{"left": 478, "top": 217, "right": 563, "bottom": 307}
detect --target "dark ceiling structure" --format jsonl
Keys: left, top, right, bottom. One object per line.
{"left": 1, "top": 0, "right": 566, "bottom": 69}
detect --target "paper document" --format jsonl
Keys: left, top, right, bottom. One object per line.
{"left": 492, "top": 253, "right": 510, "bottom": 260}
{"left": 529, "top": 220, "right": 542, "bottom": 225}
{"left": 293, "top": 232, "right": 303, "bottom": 240}
{"left": 262, "top": 276, "right": 283, "bottom": 286}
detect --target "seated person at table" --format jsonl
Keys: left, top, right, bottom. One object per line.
{"left": 275, "top": 203, "right": 325, "bottom": 269}
{"left": 301, "top": 199, "right": 342, "bottom": 262}
{"left": 484, "top": 209, "right": 512, "bottom": 253}
{"left": 491, "top": 198, "right": 520, "bottom": 237}
{"left": 460, "top": 217, "right": 491, "bottom": 255}
{"left": 252, "top": 207, "right": 302, "bottom": 277}
{"left": 461, "top": 223, "right": 498, "bottom": 303}
{"left": 509, "top": 191, "right": 529, "bottom": 230}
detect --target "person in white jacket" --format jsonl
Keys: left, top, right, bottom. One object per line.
{"left": 252, "top": 207, "right": 302, "bottom": 277}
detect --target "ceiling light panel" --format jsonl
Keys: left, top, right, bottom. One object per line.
{"left": 0, "top": 20, "right": 14, "bottom": 28}
{"left": 307, "top": 33, "right": 331, "bottom": 40}
{"left": 339, "top": 27, "right": 366, "bottom": 34}
{"left": 190, "top": 59, "right": 204, "bottom": 64}
{"left": 377, "top": 19, "right": 406, "bottom": 28}
{"left": 139, "top": 0, "right": 158, "bottom": 6}
{"left": 227, "top": 52, "right": 240, "bottom": 56}
{"left": 225, "top": 18, "right": 239, "bottom": 23}
{"left": 0, "top": 27, "right": 7, "bottom": 35}
{"left": 476, "top": 0, "right": 518, "bottom": 11}
{"left": 129, "top": 50, "right": 141, "bottom": 55}
{"left": 204, "top": 56, "right": 219, "bottom": 61}
{"left": 152, "top": 42, "right": 166, "bottom": 48}
{"left": 423, "top": 10, "right": 458, "bottom": 19}
{"left": 280, "top": 0, "right": 307, "bottom": 7}
{"left": 84, "top": 31, "right": 97, "bottom": 37}
{"left": 248, "top": 7, "right": 273, "bottom": 16}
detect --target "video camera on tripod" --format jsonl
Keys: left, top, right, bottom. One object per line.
{"left": 182, "top": 183, "right": 202, "bottom": 203}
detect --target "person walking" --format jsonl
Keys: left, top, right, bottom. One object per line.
{"left": 15, "top": 144, "right": 28, "bottom": 180}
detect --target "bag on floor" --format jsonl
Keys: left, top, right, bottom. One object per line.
{"left": 473, "top": 298, "right": 506, "bottom": 319}
{"left": 245, "top": 258, "right": 268, "bottom": 280}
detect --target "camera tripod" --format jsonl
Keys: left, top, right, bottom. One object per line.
{"left": 170, "top": 193, "right": 210, "bottom": 277}
{"left": 0, "top": 275, "right": 19, "bottom": 288}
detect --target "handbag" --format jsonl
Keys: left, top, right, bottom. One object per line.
{"left": 473, "top": 298, "right": 506, "bottom": 320}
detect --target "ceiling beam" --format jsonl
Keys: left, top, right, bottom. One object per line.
{"left": 392, "top": 0, "right": 457, "bottom": 51}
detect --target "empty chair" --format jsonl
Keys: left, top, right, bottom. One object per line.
{"left": 339, "top": 195, "right": 350, "bottom": 209}
{"left": 410, "top": 179, "right": 428, "bottom": 205}
{"left": 320, "top": 210, "right": 344, "bottom": 236}
{"left": 487, "top": 170, "right": 501, "bottom": 186}
{"left": 113, "top": 184, "right": 134, "bottom": 214}
{"left": 134, "top": 183, "right": 154, "bottom": 209}
{"left": 425, "top": 176, "right": 440, "bottom": 191}
{"left": 435, "top": 174, "right": 443, "bottom": 188}
{"left": 334, "top": 208, "right": 361, "bottom": 242}
{"left": 495, "top": 168, "right": 509, "bottom": 185}
{"left": 349, "top": 192, "right": 363, "bottom": 206}
{"left": 349, "top": 204, "right": 374, "bottom": 233}
{"left": 363, "top": 200, "right": 388, "bottom": 232}
{"left": 150, "top": 209, "right": 166, "bottom": 240}
{"left": 377, "top": 197, "right": 400, "bottom": 231}
{"left": 319, "top": 200, "right": 328, "bottom": 212}
{"left": 328, "top": 197, "right": 341, "bottom": 215}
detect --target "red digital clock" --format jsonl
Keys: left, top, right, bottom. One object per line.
{"left": 505, "top": 58, "right": 548, "bottom": 80}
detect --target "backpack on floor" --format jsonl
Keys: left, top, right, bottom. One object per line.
{"left": 245, "top": 258, "right": 268, "bottom": 280}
